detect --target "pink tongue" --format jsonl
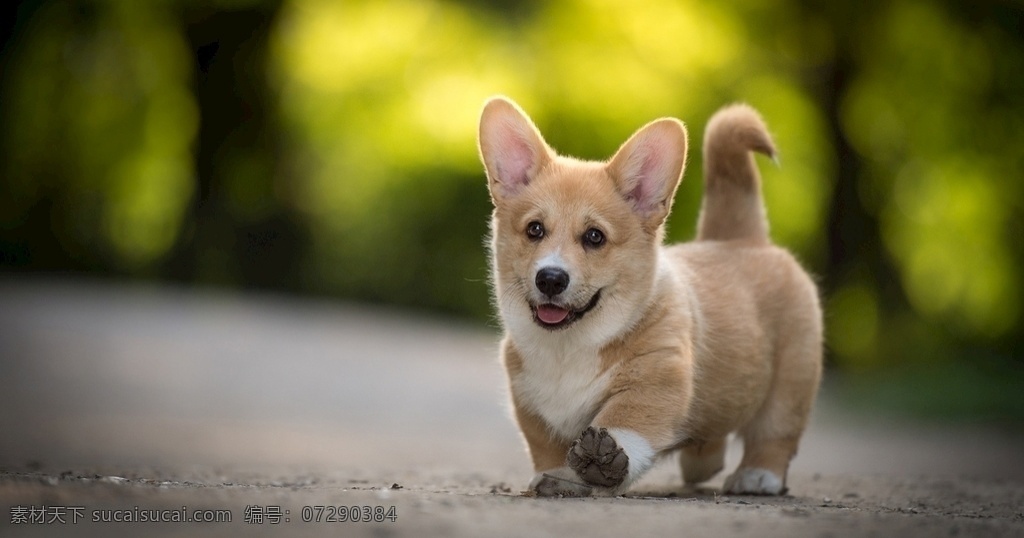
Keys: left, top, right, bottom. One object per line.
{"left": 537, "top": 304, "right": 570, "bottom": 324}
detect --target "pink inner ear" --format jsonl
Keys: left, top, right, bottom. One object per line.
{"left": 625, "top": 175, "right": 645, "bottom": 206}
{"left": 625, "top": 140, "right": 668, "bottom": 213}
{"left": 486, "top": 114, "right": 543, "bottom": 197}
{"left": 498, "top": 136, "right": 535, "bottom": 192}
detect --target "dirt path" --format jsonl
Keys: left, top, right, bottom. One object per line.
{"left": 1, "top": 278, "right": 1023, "bottom": 537}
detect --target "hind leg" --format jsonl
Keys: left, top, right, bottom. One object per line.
{"left": 724, "top": 436, "right": 799, "bottom": 495}
{"left": 725, "top": 341, "right": 821, "bottom": 495}
{"left": 679, "top": 437, "right": 727, "bottom": 485}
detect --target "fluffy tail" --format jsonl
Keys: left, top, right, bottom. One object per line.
{"left": 695, "top": 104, "right": 777, "bottom": 243}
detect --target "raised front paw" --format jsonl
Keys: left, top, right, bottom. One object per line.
{"left": 567, "top": 427, "right": 629, "bottom": 488}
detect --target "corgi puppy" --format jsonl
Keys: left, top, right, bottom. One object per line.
{"left": 478, "top": 97, "right": 822, "bottom": 497}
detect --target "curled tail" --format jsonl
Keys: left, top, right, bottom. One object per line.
{"left": 696, "top": 104, "right": 777, "bottom": 243}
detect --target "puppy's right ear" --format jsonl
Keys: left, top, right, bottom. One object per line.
{"left": 478, "top": 97, "right": 552, "bottom": 204}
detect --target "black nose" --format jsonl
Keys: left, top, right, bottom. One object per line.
{"left": 535, "top": 267, "right": 570, "bottom": 298}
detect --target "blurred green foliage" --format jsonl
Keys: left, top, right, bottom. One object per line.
{"left": 2, "top": 1, "right": 197, "bottom": 269}
{"left": 1, "top": 1, "right": 1022, "bottom": 388}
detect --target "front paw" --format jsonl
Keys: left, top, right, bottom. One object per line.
{"left": 567, "top": 427, "right": 629, "bottom": 488}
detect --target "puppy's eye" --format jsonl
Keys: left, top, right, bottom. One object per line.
{"left": 582, "top": 228, "right": 605, "bottom": 249}
{"left": 526, "top": 221, "right": 545, "bottom": 241}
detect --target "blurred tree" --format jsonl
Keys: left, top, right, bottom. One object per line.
{"left": 1, "top": 1, "right": 198, "bottom": 272}
{"left": 803, "top": 0, "right": 1024, "bottom": 370}
{"left": 164, "top": 0, "right": 310, "bottom": 291}
{"left": 0, "top": 0, "right": 310, "bottom": 291}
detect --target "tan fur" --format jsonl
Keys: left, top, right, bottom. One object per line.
{"left": 479, "top": 97, "right": 822, "bottom": 496}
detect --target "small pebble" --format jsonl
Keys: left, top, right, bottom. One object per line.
{"left": 489, "top": 483, "right": 511, "bottom": 494}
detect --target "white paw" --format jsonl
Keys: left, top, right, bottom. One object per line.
{"left": 723, "top": 468, "right": 784, "bottom": 495}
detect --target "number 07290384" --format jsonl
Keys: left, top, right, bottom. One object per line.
{"left": 300, "top": 505, "right": 397, "bottom": 523}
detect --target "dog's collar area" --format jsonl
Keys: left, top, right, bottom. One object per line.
{"left": 532, "top": 290, "right": 602, "bottom": 331}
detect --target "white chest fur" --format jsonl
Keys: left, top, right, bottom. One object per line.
{"left": 510, "top": 340, "right": 611, "bottom": 442}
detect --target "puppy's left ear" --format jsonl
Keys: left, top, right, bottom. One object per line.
{"left": 607, "top": 118, "right": 688, "bottom": 229}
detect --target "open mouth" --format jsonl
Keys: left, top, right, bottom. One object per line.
{"left": 532, "top": 290, "right": 602, "bottom": 330}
